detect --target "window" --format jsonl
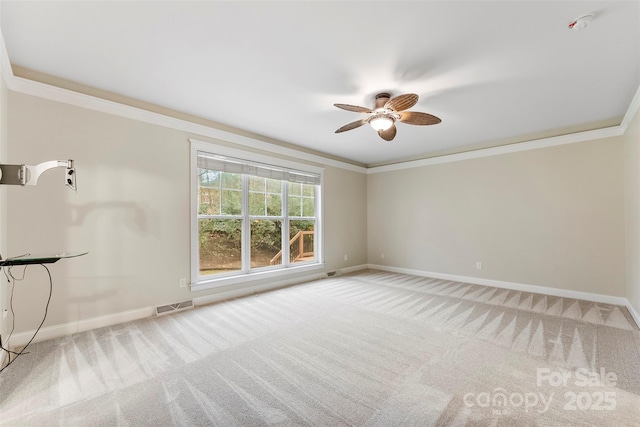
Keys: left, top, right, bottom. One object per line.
{"left": 191, "top": 142, "right": 323, "bottom": 289}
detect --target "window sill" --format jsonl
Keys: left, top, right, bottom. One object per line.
{"left": 190, "top": 262, "right": 325, "bottom": 292}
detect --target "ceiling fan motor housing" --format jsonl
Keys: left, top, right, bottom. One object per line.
{"left": 374, "top": 93, "right": 391, "bottom": 109}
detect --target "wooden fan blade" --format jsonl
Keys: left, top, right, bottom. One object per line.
{"left": 399, "top": 111, "right": 442, "bottom": 125}
{"left": 377, "top": 124, "right": 397, "bottom": 141}
{"left": 335, "top": 119, "right": 366, "bottom": 133}
{"left": 384, "top": 93, "right": 418, "bottom": 112}
{"left": 334, "top": 103, "right": 373, "bottom": 113}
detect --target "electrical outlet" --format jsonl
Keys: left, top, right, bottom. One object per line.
{"left": 476, "top": 262, "right": 482, "bottom": 270}
{"left": 381, "top": 253, "right": 385, "bottom": 259}
{"left": 344, "top": 254, "right": 348, "bottom": 261}
{"left": 179, "top": 278, "right": 187, "bottom": 288}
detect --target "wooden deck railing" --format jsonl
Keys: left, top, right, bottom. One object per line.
{"left": 270, "top": 231, "right": 314, "bottom": 265}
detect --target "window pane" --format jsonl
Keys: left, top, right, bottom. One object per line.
{"left": 249, "top": 192, "right": 265, "bottom": 216}
{"left": 199, "top": 169, "right": 220, "bottom": 187}
{"left": 302, "top": 197, "right": 315, "bottom": 217}
{"left": 198, "top": 187, "right": 220, "bottom": 215}
{"left": 302, "top": 184, "right": 314, "bottom": 197}
{"left": 266, "top": 194, "right": 282, "bottom": 216}
{"left": 289, "top": 220, "right": 314, "bottom": 264}
{"left": 249, "top": 176, "right": 265, "bottom": 192}
{"left": 221, "top": 172, "right": 242, "bottom": 190}
{"left": 250, "top": 220, "right": 282, "bottom": 268}
{"left": 221, "top": 189, "right": 242, "bottom": 215}
{"left": 288, "top": 181, "right": 301, "bottom": 196}
{"left": 288, "top": 195, "right": 301, "bottom": 217}
{"left": 266, "top": 179, "right": 282, "bottom": 194}
{"left": 198, "top": 169, "right": 221, "bottom": 215}
{"left": 199, "top": 219, "right": 242, "bottom": 275}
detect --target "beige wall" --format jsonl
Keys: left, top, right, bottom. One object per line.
{"left": 368, "top": 136, "right": 626, "bottom": 297}
{"left": 0, "top": 73, "right": 8, "bottom": 349}
{"left": 625, "top": 106, "right": 640, "bottom": 315}
{"left": 324, "top": 166, "right": 368, "bottom": 270}
{"left": 6, "top": 91, "right": 367, "bottom": 333}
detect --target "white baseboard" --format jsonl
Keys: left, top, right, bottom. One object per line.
{"left": 367, "top": 264, "right": 630, "bottom": 306}
{"left": 337, "top": 264, "right": 368, "bottom": 275}
{"left": 626, "top": 301, "right": 640, "bottom": 330}
{"left": 10, "top": 306, "right": 154, "bottom": 348}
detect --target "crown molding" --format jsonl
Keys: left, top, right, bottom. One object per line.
{"left": 621, "top": 84, "right": 640, "bottom": 131}
{"left": 0, "top": 22, "right": 13, "bottom": 84}
{"left": 367, "top": 125, "right": 624, "bottom": 174}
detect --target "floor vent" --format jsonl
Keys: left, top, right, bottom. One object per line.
{"left": 155, "top": 300, "right": 194, "bottom": 316}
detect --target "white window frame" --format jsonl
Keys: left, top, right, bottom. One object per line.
{"left": 190, "top": 139, "right": 324, "bottom": 291}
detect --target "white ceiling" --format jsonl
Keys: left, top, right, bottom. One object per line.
{"left": 1, "top": 1, "right": 638, "bottom": 166}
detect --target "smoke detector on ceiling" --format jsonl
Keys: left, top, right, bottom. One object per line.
{"left": 568, "top": 14, "right": 595, "bottom": 30}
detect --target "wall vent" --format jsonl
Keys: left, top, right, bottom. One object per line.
{"left": 155, "top": 300, "right": 194, "bottom": 316}
{"left": 327, "top": 271, "right": 337, "bottom": 277}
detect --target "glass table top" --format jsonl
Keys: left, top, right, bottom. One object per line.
{"left": 0, "top": 251, "right": 88, "bottom": 266}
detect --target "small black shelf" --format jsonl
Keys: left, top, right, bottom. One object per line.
{"left": 0, "top": 252, "right": 88, "bottom": 267}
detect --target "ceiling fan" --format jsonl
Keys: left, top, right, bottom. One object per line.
{"left": 334, "top": 93, "right": 441, "bottom": 141}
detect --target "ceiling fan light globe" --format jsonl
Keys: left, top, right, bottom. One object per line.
{"left": 370, "top": 116, "right": 394, "bottom": 131}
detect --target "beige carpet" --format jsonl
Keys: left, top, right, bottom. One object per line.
{"left": 1, "top": 269, "right": 639, "bottom": 426}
